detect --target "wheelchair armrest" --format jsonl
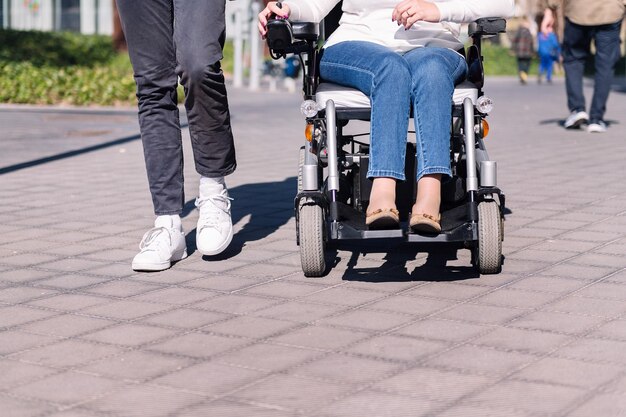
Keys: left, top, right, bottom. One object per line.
{"left": 266, "top": 19, "right": 318, "bottom": 58}
{"left": 292, "top": 22, "right": 319, "bottom": 41}
{"left": 468, "top": 17, "right": 507, "bottom": 38}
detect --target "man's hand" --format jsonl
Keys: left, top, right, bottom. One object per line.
{"left": 540, "top": 8, "right": 555, "bottom": 35}
{"left": 392, "top": 0, "right": 440, "bottom": 30}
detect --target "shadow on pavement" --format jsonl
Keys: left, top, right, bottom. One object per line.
{"left": 337, "top": 241, "right": 480, "bottom": 283}
{"left": 0, "top": 132, "right": 141, "bottom": 175}
{"left": 181, "top": 177, "right": 297, "bottom": 261}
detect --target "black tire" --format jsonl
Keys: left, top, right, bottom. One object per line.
{"left": 476, "top": 200, "right": 503, "bottom": 274}
{"left": 299, "top": 203, "right": 326, "bottom": 277}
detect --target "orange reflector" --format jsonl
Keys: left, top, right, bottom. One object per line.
{"left": 305, "top": 123, "right": 314, "bottom": 141}
{"left": 482, "top": 119, "right": 490, "bottom": 138}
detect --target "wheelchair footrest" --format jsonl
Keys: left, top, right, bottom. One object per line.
{"left": 330, "top": 202, "right": 478, "bottom": 242}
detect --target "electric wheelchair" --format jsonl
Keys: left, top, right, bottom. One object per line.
{"left": 266, "top": 5, "right": 507, "bottom": 277}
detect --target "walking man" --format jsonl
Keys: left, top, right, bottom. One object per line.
{"left": 116, "top": 0, "right": 237, "bottom": 271}
{"left": 541, "top": 0, "right": 625, "bottom": 132}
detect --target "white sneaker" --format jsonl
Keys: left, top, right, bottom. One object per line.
{"left": 564, "top": 110, "right": 589, "bottom": 129}
{"left": 196, "top": 187, "right": 233, "bottom": 256}
{"left": 132, "top": 218, "right": 187, "bottom": 271}
{"left": 587, "top": 120, "right": 607, "bottom": 133}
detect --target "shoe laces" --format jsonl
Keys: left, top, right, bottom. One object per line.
{"left": 139, "top": 227, "right": 170, "bottom": 252}
{"left": 196, "top": 192, "right": 233, "bottom": 232}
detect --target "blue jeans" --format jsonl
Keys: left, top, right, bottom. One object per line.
{"left": 563, "top": 18, "right": 622, "bottom": 123}
{"left": 320, "top": 41, "right": 467, "bottom": 181}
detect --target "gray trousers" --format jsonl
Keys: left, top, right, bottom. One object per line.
{"left": 116, "top": 0, "right": 236, "bottom": 215}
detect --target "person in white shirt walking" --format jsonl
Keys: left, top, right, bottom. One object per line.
{"left": 259, "top": 0, "right": 513, "bottom": 232}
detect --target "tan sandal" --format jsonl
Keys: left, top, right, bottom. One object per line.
{"left": 409, "top": 212, "right": 441, "bottom": 233}
{"left": 366, "top": 208, "right": 400, "bottom": 230}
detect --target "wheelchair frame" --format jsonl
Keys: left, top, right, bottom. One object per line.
{"left": 266, "top": 14, "right": 507, "bottom": 277}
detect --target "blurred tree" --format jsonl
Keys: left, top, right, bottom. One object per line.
{"left": 112, "top": 1, "right": 126, "bottom": 51}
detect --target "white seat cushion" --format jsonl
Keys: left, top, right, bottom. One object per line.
{"left": 315, "top": 80, "right": 478, "bottom": 110}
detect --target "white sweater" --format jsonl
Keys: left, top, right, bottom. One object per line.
{"left": 283, "top": 0, "right": 514, "bottom": 53}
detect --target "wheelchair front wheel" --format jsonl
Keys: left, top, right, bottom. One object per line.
{"left": 474, "top": 200, "right": 503, "bottom": 274}
{"left": 298, "top": 203, "right": 326, "bottom": 277}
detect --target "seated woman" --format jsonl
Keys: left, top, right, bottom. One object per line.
{"left": 259, "top": 0, "right": 513, "bottom": 232}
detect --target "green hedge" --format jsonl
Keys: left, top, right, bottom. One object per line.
{"left": 0, "top": 29, "right": 136, "bottom": 105}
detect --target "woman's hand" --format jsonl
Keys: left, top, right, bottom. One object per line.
{"left": 258, "top": 2, "right": 291, "bottom": 38}
{"left": 392, "top": 0, "right": 440, "bottom": 30}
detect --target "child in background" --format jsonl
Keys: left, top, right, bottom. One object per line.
{"left": 511, "top": 20, "right": 534, "bottom": 84}
{"left": 537, "top": 27, "right": 561, "bottom": 83}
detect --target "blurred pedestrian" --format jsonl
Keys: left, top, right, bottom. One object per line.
{"left": 116, "top": 0, "right": 237, "bottom": 271}
{"left": 537, "top": 26, "right": 560, "bottom": 83}
{"left": 511, "top": 20, "right": 534, "bottom": 85}
{"left": 541, "top": 0, "right": 625, "bottom": 132}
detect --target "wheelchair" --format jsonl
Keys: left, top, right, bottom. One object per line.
{"left": 266, "top": 7, "right": 507, "bottom": 277}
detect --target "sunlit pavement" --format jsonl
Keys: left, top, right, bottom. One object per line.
{"left": 1, "top": 77, "right": 626, "bottom": 416}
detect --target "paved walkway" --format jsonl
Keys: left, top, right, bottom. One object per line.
{"left": 1, "top": 78, "right": 626, "bottom": 417}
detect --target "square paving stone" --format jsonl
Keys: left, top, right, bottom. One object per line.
{"left": 10, "top": 371, "right": 121, "bottom": 405}
{"left": 0, "top": 305, "right": 57, "bottom": 328}
{"left": 231, "top": 374, "right": 349, "bottom": 412}
{"left": 302, "top": 286, "right": 385, "bottom": 307}
{"left": 294, "top": 353, "right": 401, "bottom": 384}
{"left": 217, "top": 342, "right": 319, "bottom": 372}
{"left": 80, "top": 323, "right": 177, "bottom": 347}
{"left": 131, "top": 287, "right": 216, "bottom": 305}
{"left": 569, "top": 393, "right": 626, "bottom": 417}
{"left": 509, "top": 311, "right": 604, "bottom": 334}
{"left": 373, "top": 366, "right": 492, "bottom": 402}
{"left": 513, "top": 356, "right": 622, "bottom": 389}
{"left": 177, "top": 400, "right": 292, "bottom": 417}
{"left": 435, "top": 303, "right": 525, "bottom": 325}
{"left": 0, "top": 287, "right": 58, "bottom": 304}
{"left": 83, "top": 280, "right": 163, "bottom": 298}
{"left": 406, "top": 283, "right": 489, "bottom": 301}
{"left": 80, "top": 300, "right": 172, "bottom": 320}
{"left": 0, "top": 331, "right": 58, "bottom": 356}
{"left": 473, "top": 327, "right": 571, "bottom": 354}
{"left": 556, "top": 337, "right": 626, "bottom": 365}
{"left": 148, "top": 332, "right": 247, "bottom": 358}
{"left": 319, "top": 389, "right": 436, "bottom": 417}
{"left": 11, "top": 339, "right": 122, "bottom": 368}
{"left": 270, "top": 325, "right": 369, "bottom": 350}
{"left": 0, "top": 394, "right": 54, "bottom": 417}
{"left": 252, "top": 300, "right": 345, "bottom": 323}
{"left": 0, "top": 359, "right": 57, "bottom": 390}
{"left": 85, "top": 385, "right": 205, "bottom": 417}
{"left": 347, "top": 334, "right": 448, "bottom": 362}
{"left": 317, "top": 309, "right": 414, "bottom": 332}
{"left": 81, "top": 350, "right": 191, "bottom": 381}
{"left": 394, "top": 319, "right": 491, "bottom": 342}
{"left": 366, "top": 295, "right": 452, "bottom": 316}
{"left": 467, "top": 379, "right": 585, "bottom": 415}
{"left": 28, "top": 294, "right": 110, "bottom": 312}
{"left": 192, "top": 294, "right": 279, "bottom": 315}
{"left": 153, "top": 362, "right": 266, "bottom": 396}
{"left": 426, "top": 345, "right": 538, "bottom": 375}
{"left": 19, "top": 314, "right": 115, "bottom": 338}
{"left": 141, "top": 308, "right": 232, "bottom": 329}
{"left": 203, "top": 315, "right": 297, "bottom": 339}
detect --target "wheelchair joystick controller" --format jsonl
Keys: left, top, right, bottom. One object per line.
{"left": 266, "top": 1, "right": 294, "bottom": 57}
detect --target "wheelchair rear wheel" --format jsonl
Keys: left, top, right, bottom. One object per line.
{"left": 298, "top": 202, "right": 326, "bottom": 277}
{"left": 474, "top": 200, "right": 503, "bottom": 274}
